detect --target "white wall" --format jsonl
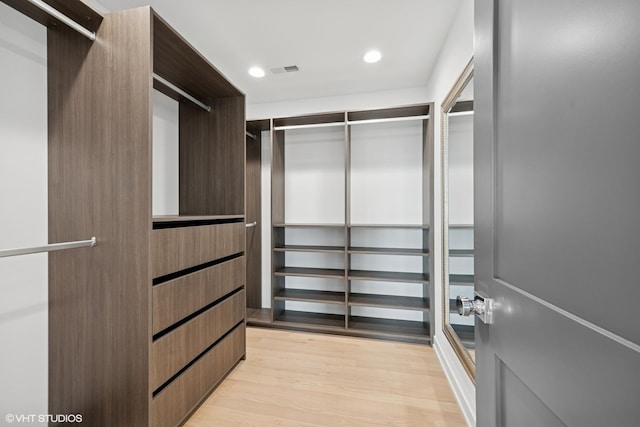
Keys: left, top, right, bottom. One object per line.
{"left": 0, "top": 2, "right": 48, "bottom": 419}
{"left": 425, "top": 1, "right": 476, "bottom": 425}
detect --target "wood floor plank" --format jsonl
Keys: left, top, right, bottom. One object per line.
{"left": 184, "top": 328, "right": 466, "bottom": 426}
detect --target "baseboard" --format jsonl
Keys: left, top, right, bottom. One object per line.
{"left": 433, "top": 334, "right": 476, "bottom": 426}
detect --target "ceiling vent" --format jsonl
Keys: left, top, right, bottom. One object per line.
{"left": 270, "top": 65, "right": 300, "bottom": 74}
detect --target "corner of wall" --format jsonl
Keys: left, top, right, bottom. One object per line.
{"left": 434, "top": 334, "right": 476, "bottom": 427}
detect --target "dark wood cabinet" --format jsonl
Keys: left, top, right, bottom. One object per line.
{"left": 0, "top": 1, "right": 247, "bottom": 424}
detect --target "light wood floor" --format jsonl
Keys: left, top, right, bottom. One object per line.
{"left": 184, "top": 327, "right": 466, "bottom": 426}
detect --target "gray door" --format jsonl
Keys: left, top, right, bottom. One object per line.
{"left": 474, "top": 0, "right": 640, "bottom": 425}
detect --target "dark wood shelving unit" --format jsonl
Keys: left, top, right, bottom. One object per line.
{"left": 260, "top": 104, "right": 434, "bottom": 343}
{"left": 39, "top": 3, "right": 246, "bottom": 425}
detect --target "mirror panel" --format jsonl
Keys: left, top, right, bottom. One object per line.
{"left": 442, "top": 60, "right": 475, "bottom": 379}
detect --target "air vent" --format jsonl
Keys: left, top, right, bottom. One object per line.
{"left": 270, "top": 65, "right": 300, "bottom": 74}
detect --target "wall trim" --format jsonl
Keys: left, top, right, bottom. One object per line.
{"left": 433, "top": 333, "right": 476, "bottom": 426}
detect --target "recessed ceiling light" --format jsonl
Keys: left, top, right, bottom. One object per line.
{"left": 249, "top": 66, "right": 265, "bottom": 78}
{"left": 363, "top": 50, "right": 382, "bottom": 63}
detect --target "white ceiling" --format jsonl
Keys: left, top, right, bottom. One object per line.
{"left": 97, "top": 0, "right": 462, "bottom": 105}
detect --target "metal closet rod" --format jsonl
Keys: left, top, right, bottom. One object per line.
{"left": 153, "top": 74, "right": 212, "bottom": 112}
{"left": 273, "top": 115, "right": 431, "bottom": 131}
{"left": 27, "top": 0, "right": 96, "bottom": 41}
{"left": 0, "top": 237, "right": 96, "bottom": 259}
{"left": 246, "top": 131, "right": 257, "bottom": 140}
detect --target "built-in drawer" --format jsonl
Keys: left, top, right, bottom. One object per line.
{"left": 152, "top": 256, "right": 245, "bottom": 334}
{"left": 151, "top": 290, "right": 245, "bottom": 391}
{"left": 152, "top": 222, "right": 244, "bottom": 278}
{"left": 151, "top": 324, "right": 245, "bottom": 427}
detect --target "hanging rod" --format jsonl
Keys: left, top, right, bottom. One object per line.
{"left": 273, "top": 122, "right": 345, "bottom": 131}
{"left": 246, "top": 131, "right": 257, "bottom": 140}
{"left": 347, "top": 115, "right": 430, "bottom": 126}
{"left": 0, "top": 237, "right": 96, "bottom": 259}
{"left": 153, "top": 74, "right": 212, "bottom": 112}
{"left": 246, "top": 222, "right": 257, "bottom": 228}
{"left": 26, "top": 0, "right": 96, "bottom": 41}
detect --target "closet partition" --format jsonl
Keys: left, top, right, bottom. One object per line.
{"left": 1, "top": 2, "right": 247, "bottom": 425}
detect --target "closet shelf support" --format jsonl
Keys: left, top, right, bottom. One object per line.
{"left": 0, "top": 237, "right": 96, "bottom": 258}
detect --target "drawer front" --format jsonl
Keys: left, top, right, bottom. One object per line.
{"left": 153, "top": 256, "right": 245, "bottom": 334}
{"left": 152, "top": 222, "right": 244, "bottom": 278}
{"left": 151, "top": 324, "right": 245, "bottom": 427}
{"left": 151, "top": 290, "right": 245, "bottom": 391}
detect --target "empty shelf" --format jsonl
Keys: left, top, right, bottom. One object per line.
{"left": 449, "top": 274, "right": 474, "bottom": 285}
{"left": 451, "top": 324, "right": 475, "bottom": 343}
{"left": 273, "top": 223, "right": 345, "bottom": 228}
{"left": 349, "top": 270, "right": 429, "bottom": 284}
{"left": 348, "top": 316, "right": 430, "bottom": 341}
{"left": 275, "top": 267, "right": 345, "bottom": 279}
{"left": 449, "top": 249, "right": 474, "bottom": 257}
{"left": 349, "top": 246, "right": 429, "bottom": 256}
{"left": 274, "top": 245, "right": 345, "bottom": 253}
{"left": 275, "top": 289, "right": 345, "bottom": 304}
{"left": 349, "top": 294, "right": 429, "bottom": 311}
{"left": 274, "top": 310, "right": 345, "bottom": 330}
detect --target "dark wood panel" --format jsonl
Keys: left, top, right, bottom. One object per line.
{"left": 349, "top": 293, "right": 429, "bottom": 311}
{"left": 151, "top": 325, "right": 245, "bottom": 427}
{"left": 246, "top": 126, "right": 261, "bottom": 309}
{"left": 275, "top": 267, "right": 346, "bottom": 279}
{"left": 247, "top": 119, "right": 270, "bottom": 132}
{"left": 152, "top": 11, "right": 241, "bottom": 100}
{"left": 274, "top": 289, "right": 345, "bottom": 304}
{"left": 153, "top": 215, "right": 243, "bottom": 223}
{"left": 153, "top": 257, "right": 245, "bottom": 334}
{"left": 347, "top": 104, "right": 430, "bottom": 122}
{"left": 179, "top": 95, "right": 245, "bottom": 216}
{"left": 152, "top": 290, "right": 245, "bottom": 391}
{"left": 271, "top": 129, "right": 285, "bottom": 224}
{"left": 1, "top": 0, "right": 103, "bottom": 31}
{"left": 273, "top": 112, "right": 345, "bottom": 127}
{"left": 349, "top": 270, "right": 429, "bottom": 284}
{"left": 48, "top": 8, "right": 151, "bottom": 426}
{"left": 247, "top": 308, "right": 273, "bottom": 325}
{"left": 152, "top": 222, "right": 244, "bottom": 278}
